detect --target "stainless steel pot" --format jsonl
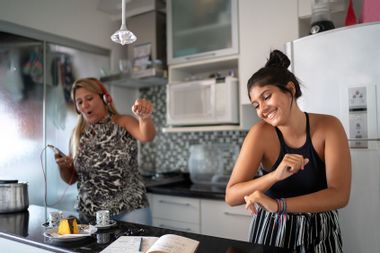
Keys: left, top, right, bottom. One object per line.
{"left": 0, "top": 180, "right": 29, "bottom": 213}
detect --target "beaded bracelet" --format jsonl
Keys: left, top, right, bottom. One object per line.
{"left": 276, "top": 198, "right": 282, "bottom": 213}
{"left": 276, "top": 198, "right": 287, "bottom": 225}
{"left": 281, "top": 198, "right": 287, "bottom": 214}
{"left": 276, "top": 198, "right": 287, "bottom": 214}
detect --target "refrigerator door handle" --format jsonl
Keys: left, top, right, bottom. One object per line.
{"left": 348, "top": 138, "right": 380, "bottom": 141}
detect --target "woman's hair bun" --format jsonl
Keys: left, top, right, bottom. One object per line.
{"left": 265, "top": 49, "right": 290, "bottom": 69}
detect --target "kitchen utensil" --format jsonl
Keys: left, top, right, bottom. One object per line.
{"left": 48, "top": 211, "right": 63, "bottom": 227}
{"left": 310, "top": 0, "right": 335, "bottom": 34}
{"left": 0, "top": 180, "right": 29, "bottom": 213}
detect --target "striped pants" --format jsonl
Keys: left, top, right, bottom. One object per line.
{"left": 249, "top": 208, "right": 343, "bottom": 253}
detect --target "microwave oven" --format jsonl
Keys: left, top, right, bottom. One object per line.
{"left": 167, "top": 76, "right": 239, "bottom": 126}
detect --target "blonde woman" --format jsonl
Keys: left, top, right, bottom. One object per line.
{"left": 54, "top": 77, "right": 155, "bottom": 225}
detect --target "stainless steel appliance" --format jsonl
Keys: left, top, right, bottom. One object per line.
{"left": 285, "top": 22, "right": 380, "bottom": 253}
{"left": 167, "top": 76, "right": 239, "bottom": 126}
{"left": 0, "top": 180, "right": 29, "bottom": 213}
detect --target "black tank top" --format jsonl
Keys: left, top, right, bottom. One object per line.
{"left": 263, "top": 112, "right": 327, "bottom": 198}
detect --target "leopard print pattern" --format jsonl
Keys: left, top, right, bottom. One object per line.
{"left": 74, "top": 115, "right": 147, "bottom": 217}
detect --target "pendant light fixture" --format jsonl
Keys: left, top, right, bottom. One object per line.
{"left": 111, "top": 0, "right": 137, "bottom": 45}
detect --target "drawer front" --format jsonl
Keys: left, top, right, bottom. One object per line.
{"left": 152, "top": 194, "right": 200, "bottom": 224}
{"left": 201, "top": 199, "right": 252, "bottom": 241}
{"left": 153, "top": 218, "right": 200, "bottom": 233}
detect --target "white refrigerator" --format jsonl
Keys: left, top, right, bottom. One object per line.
{"left": 285, "top": 22, "right": 380, "bottom": 253}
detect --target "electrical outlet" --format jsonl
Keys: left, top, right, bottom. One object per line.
{"left": 349, "top": 111, "right": 368, "bottom": 148}
{"left": 348, "top": 86, "right": 367, "bottom": 109}
{"left": 349, "top": 112, "right": 368, "bottom": 139}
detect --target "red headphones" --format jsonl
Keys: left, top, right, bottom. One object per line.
{"left": 93, "top": 79, "right": 112, "bottom": 105}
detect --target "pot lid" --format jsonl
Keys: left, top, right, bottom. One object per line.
{"left": 0, "top": 179, "right": 19, "bottom": 184}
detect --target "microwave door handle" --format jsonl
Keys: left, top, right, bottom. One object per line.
{"left": 210, "top": 83, "right": 216, "bottom": 118}
{"left": 166, "top": 86, "right": 174, "bottom": 121}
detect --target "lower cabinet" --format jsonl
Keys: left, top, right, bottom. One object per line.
{"left": 153, "top": 218, "right": 200, "bottom": 233}
{"left": 200, "top": 199, "right": 252, "bottom": 241}
{"left": 148, "top": 193, "right": 252, "bottom": 241}
{"left": 149, "top": 194, "right": 201, "bottom": 233}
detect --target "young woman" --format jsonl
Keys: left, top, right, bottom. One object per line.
{"left": 225, "top": 50, "right": 351, "bottom": 252}
{"left": 54, "top": 77, "right": 155, "bottom": 225}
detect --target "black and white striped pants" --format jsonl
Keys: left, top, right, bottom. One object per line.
{"left": 249, "top": 208, "right": 343, "bottom": 253}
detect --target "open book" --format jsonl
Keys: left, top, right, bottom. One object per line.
{"left": 100, "top": 234, "right": 199, "bottom": 253}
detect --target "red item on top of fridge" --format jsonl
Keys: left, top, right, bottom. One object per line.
{"left": 345, "top": 0, "right": 357, "bottom": 26}
{"left": 360, "top": 0, "right": 380, "bottom": 23}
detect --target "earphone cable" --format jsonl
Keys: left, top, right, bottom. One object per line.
{"left": 40, "top": 146, "right": 74, "bottom": 207}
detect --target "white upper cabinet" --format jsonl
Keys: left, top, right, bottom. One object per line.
{"left": 238, "top": 0, "right": 299, "bottom": 105}
{"left": 167, "top": 0, "right": 238, "bottom": 65}
{"left": 164, "top": 0, "right": 303, "bottom": 131}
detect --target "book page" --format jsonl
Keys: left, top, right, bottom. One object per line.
{"left": 147, "top": 234, "right": 199, "bottom": 253}
{"left": 100, "top": 236, "right": 158, "bottom": 253}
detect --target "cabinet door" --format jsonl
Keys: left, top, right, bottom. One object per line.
{"left": 201, "top": 199, "right": 252, "bottom": 241}
{"left": 153, "top": 218, "right": 200, "bottom": 233}
{"left": 167, "top": 0, "right": 238, "bottom": 64}
{"left": 238, "top": 0, "right": 298, "bottom": 105}
{"left": 151, "top": 194, "right": 200, "bottom": 224}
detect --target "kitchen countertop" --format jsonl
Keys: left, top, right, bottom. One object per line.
{"left": 145, "top": 173, "right": 226, "bottom": 200}
{"left": 0, "top": 205, "right": 289, "bottom": 253}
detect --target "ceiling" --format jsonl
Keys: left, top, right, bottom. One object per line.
{"left": 97, "top": 0, "right": 166, "bottom": 19}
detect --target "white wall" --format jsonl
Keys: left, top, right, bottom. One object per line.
{"left": 0, "top": 0, "right": 126, "bottom": 71}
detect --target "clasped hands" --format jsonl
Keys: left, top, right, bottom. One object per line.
{"left": 132, "top": 98, "right": 153, "bottom": 119}
{"left": 244, "top": 154, "right": 309, "bottom": 215}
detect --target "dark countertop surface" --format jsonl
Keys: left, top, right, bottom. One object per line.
{"left": 0, "top": 205, "right": 289, "bottom": 253}
{"left": 145, "top": 173, "right": 226, "bottom": 200}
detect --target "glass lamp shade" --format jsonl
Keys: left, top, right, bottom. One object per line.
{"left": 110, "top": 24, "right": 137, "bottom": 45}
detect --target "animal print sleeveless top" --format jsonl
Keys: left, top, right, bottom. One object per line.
{"left": 74, "top": 114, "right": 147, "bottom": 217}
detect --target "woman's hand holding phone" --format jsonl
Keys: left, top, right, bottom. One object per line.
{"left": 47, "top": 144, "right": 65, "bottom": 158}
{"left": 48, "top": 145, "right": 73, "bottom": 170}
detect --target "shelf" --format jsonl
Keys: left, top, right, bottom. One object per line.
{"left": 100, "top": 70, "right": 167, "bottom": 88}
{"left": 168, "top": 55, "right": 238, "bottom": 83}
{"left": 175, "top": 21, "right": 231, "bottom": 37}
{"left": 162, "top": 125, "right": 242, "bottom": 133}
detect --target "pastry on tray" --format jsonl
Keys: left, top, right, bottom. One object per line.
{"left": 57, "top": 217, "right": 79, "bottom": 235}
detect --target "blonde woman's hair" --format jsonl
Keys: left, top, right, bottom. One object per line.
{"left": 70, "top": 77, "right": 119, "bottom": 157}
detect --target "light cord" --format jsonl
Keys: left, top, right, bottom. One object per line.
{"left": 122, "top": 0, "right": 126, "bottom": 26}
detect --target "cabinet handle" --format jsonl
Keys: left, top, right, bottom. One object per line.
{"left": 158, "top": 200, "right": 191, "bottom": 207}
{"left": 159, "top": 224, "right": 192, "bottom": 232}
{"left": 185, "top": 52, "right": 216, "bottom": 60}
{"left": 224, "top": 211, "right": 251, "bottom": 218}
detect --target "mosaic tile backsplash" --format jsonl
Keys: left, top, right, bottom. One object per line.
{"left": 138, "top": 86, "right": 249, "bottom": 175}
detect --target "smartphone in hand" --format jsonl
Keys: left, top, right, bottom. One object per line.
{"left": 47, "top": 144, "right": 66, "bottom": 157}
